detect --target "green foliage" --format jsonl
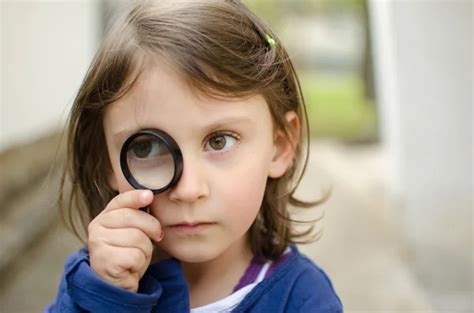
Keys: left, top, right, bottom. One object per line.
{"left": 244, "top": 0, "right": 366, "bottom": 17}
{"left": 301, "top": 72, "right": 377, "bottom": 141}
{"left": 243, "top": 0, "right": 375, "bottom": 141}
{"left": 243, "top": 0, "right": 284, "bottom": 27}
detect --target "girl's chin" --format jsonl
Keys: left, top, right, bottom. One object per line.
{"left": 159, "top": 241, "right": 222, "bottom": 263}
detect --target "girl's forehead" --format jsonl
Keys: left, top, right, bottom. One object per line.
{"left": 103, "top": 60, "right": 271, "bottom": 137}
{"left": 122, "top": 63, "right": 265, "bottom": 114}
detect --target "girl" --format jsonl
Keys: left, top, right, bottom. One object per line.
{"left": 46, "top": 0, "right": 342, "bottom": 312}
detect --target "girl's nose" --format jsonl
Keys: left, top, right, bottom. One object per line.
{"left": 168, "top": 155, "right": 209, "bottom": 203}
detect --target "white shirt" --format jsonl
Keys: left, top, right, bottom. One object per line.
{"left": 190, "top": 261, "right": 273, "bottom": 313}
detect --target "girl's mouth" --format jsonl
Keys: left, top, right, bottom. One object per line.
{"left": 167, "top": 222, "right": 216, "bottom": 234}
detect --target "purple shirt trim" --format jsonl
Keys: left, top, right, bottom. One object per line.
{"left": 233, "top": 250, "right": 292, "bottom": 292}
{"left": 233, "top": 257, "right": 265, "bottom": 292}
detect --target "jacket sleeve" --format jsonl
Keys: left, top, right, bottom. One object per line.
{"left": 44, "top": 247, "right": 189, "bottom": 313}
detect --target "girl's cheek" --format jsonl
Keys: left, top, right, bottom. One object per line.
{"left": 148, "top": 197, "right": 167, "bottom": 217}
{"left": 221, "top": 170, "right": 267, "bottom": 212}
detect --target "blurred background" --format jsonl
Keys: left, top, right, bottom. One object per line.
{"left": 0, "top": 0, "right": 472, "bottom": 312}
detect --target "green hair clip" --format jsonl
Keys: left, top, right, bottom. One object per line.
{"left": 265, "top": 33, "right": 276, "bottom": 48}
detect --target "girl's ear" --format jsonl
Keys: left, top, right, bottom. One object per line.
{"left": 268, "top": 111, "right": 300, "bottom": 178}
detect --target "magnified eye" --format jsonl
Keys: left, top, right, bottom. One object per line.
{"left": 120, "top": 129, "right": 182, "bottom": 192}
{"left": 129, "top": 138, "right": 162, "bottom": 159}
{"left": 205, "top": 132, "right": 239, "bottom": 152}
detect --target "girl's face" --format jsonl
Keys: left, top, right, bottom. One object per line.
{"left": 103, "top": 59, "right": 294, "bottom": 263}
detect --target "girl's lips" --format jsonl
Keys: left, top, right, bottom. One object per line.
{"left": 167, "top": 222, "right": 215, "bottom": 234}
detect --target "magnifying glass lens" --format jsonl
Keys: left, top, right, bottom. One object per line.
{"left": 125, "top": 134, "right": 175, "bottom": 190}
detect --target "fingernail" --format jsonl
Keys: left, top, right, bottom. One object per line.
{"left": 157, "top": 231, "right": 164, "bottom": 242}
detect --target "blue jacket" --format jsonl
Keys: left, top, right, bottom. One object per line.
{"left": 46, "top": 245, "right": 342, "bottom": 312}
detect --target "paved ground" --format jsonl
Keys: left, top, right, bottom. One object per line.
{"left": 0, "top": 140, "right": 440, "bottom": 312}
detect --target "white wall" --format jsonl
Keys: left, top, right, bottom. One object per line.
{"left": 0, "top": 0, "right": 101, "bottom": 150}
{"left": 369, "top": 0, "right": 472, "bottom": 308}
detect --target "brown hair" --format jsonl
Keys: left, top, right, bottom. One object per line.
{"left": 60, "top": 0, "right": 328, "bottom": 261}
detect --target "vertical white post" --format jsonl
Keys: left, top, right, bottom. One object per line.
{"left": 369, "top": 0, "right": 472, "bottom": 308}
{"left": 0, "top": 0, "right": 101, "bottom": 150}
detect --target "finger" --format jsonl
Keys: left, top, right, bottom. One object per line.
{"left": 100, "top": 208, "right": 163, "bottom": 242}
{"left": 116, "top": 247, "right": 148, "bottom": 274}
{"left": 103, "top": 189, "right": 153, "bottom": 213}
{"left": 94, "top": 246, "right": 147, "bottom": 278}
{"left": 89, "top": 246, "right": 144, "bottom": 292}
{"left": 116, "top": 272, "right": 140, "bottom": 292}
{"left": 102, "top": 227, "right": 154, "bottom": 258}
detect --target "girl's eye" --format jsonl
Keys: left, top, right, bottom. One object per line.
{"left": 129, "top": 138, "right": 163, "bottom": 159}
{"left": 205, "top": 132, "right": 239, "bottom": 152}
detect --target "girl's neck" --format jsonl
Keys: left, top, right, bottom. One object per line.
{"left": 181, "top": 237, "right": 253, "bottom": 308}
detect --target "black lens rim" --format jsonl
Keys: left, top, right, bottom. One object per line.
{"left": 120, "top": 129, "right": 183, "bottom": 194}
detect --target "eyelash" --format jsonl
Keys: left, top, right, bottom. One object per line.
{"left": 203, "top": 131, "right": 241, "bottom": 153}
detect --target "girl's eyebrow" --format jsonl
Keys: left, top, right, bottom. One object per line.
{"left": 112, "top": 116, "right": 254, "bottom": 145}
{"left": 203, "top": 116, "right": 253, "bottom": 132}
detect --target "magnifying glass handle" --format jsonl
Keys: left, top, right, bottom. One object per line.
{"left": 139, "top": 206, "right": 150, "bottom": 213}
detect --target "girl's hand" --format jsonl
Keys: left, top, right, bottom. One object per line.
{"left": 88, "top": 189, "right": 162, "bottom": 292}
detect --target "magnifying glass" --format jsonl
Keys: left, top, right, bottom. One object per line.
{"left": 120, "top": 129, "right": 183, "bottom": 211}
